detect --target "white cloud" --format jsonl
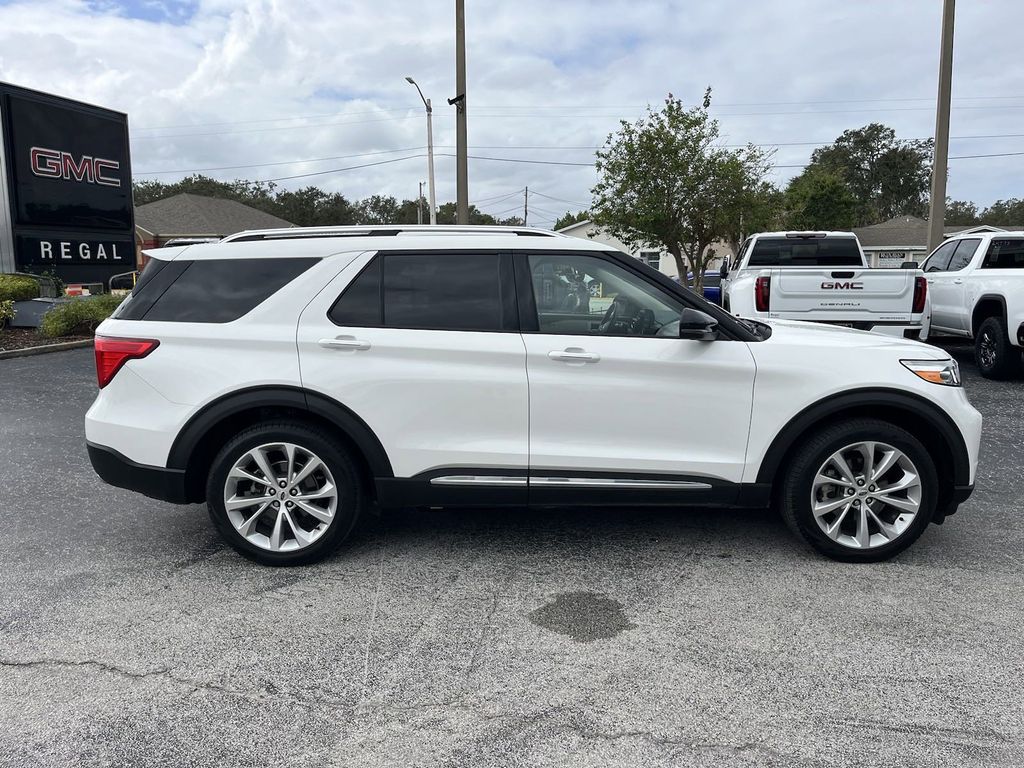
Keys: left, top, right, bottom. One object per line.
{"left": 1, "top": 0, "right": 1023, "bottom": 224}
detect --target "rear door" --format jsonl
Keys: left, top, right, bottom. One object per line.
{"left": 518, "top": 250, "right": 756, "bottom": 502}
{"left": 297, "top": 250, "right": 528, "bottom": 490}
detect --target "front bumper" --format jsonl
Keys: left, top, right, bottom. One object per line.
{"left": 87, "top": 442, "right": 189, "bottom": 504}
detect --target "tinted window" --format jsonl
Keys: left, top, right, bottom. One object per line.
{"left": 529, "top": 253, "right": 683, "bottom": 337}
{"left": 947, "top": 238, "right": 981, "bottom": 271}
{"left": 383, "top": 253, "right": 505, "bottom": 331}
{"left": 923, "top": 241, "right": 958, "bottom": 273}
{"left": 984, "top": 238, "right": 1024, "bottom": 269}
{"left": 137, "top": 258, "right": 319, "bottom": 323}
{"left": 115, "top": 258, "right": 190, "bottom": 320}
{"left": 747, "top": 237, "right": 862, "bottom": 267}
{"left": 329, "top": 257, "right": 381, "bottom": 326}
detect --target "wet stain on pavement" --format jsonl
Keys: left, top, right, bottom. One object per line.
{"left": 528, "top": 591, "right": 636, "bottom": 643}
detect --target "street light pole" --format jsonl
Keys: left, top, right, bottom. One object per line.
{"left": 405, "top": 77, "right": 437, "bottom": 225}
{"left": 927, "top": 0, "right": 956, "bottom": 253}
{"left": 454, "top": 0, "right": 469, "bottom": 224}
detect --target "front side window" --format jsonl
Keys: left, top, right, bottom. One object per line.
{"left": 923, "top": 240, "right": 958, "bottom": 273}
{"left": 983, "top": 238, "right": 1024, "bottom": 269}
{"left": 528, "top": 253, "right": 683, "bottom": 337}
{"left": 947, "top": 238, "right": 981, "bottom": 271}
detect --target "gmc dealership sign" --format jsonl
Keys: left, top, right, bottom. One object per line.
{"left": 1, "top": 82, "right": 134, "bottom": 283}
{"left": 30, "top": 147, "right": 121, "bottom": 187}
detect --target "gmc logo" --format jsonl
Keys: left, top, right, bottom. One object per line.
{"left": 30, "top": 146, "right": 121, "bottom": 187}
{"left": 821, "top": 281, "right": 864, "bottom": 290}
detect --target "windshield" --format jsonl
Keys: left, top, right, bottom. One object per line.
{"left": 748, "top": 237, "right": 863, "bottom": 267}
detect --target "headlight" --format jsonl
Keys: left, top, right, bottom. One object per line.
{"left": 901, "top": 359, "right": 961, "bottom": 387}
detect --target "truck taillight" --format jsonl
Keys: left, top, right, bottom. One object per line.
{"left": 912, "top": 276, "right": 927, "bottom": 314}
{"left": 755, "top": 276, "right": 771, "bottom": 312}
{"left": 94, "top": 336, "right": 159, "bottom": 388}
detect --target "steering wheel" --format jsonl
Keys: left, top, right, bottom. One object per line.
{"left": 598, "top": 296, "right": 635, "bottom": 334}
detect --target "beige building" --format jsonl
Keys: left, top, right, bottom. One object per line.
{"left": 556, "top": 219, "right": 729, "bottom": 279}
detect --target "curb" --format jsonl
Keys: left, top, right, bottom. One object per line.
{"left": 0, "top": 339, "right": 93, "bottom": 360}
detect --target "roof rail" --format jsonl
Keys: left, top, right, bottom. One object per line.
{"left": 221, "top": 224, "right": 566, "bottom": 243}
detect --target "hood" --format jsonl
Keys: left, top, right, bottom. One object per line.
{"left": 761, "top": 319, "right": 950, "bottom": 360}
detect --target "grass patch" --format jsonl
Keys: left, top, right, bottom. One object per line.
{"left": 40, "top": 294, "right": 125, "bottom": 338}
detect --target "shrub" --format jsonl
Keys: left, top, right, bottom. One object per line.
{"left": 0, "top": 299, "right": 14, "bottom": 328}
{"left": 40, "top": 294, "right": 125, "bottom": 338}
{"left": 0, "top": 274, "right": 41, "bottom": 302}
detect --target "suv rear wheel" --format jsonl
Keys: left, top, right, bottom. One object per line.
{"left": 206, "top": 421, "right": 366, "bottom": 566}
{"left": 975, "top": 316, "right": 1021, "bottom": 380}
{"left": 780, "top": 419, "right": 937, "bottom": 562}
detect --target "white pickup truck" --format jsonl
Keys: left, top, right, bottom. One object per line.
{"left": 720, "top": 232, "right": 930, "bottom": 338}
{"left": 922, "top": 230, "right": 1024, "bottom": 379}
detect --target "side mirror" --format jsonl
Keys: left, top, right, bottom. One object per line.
{"left": 900, "top": 261, "right": 918, "bottom": 269}
{"left": 719, "top": 261, "right": 729, "bottom": 279}
{"left": 678, "top": 307, "right": 719, "bottom": 341}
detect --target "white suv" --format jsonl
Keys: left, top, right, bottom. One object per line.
{"left": 85, "top": 226, "right": 982, "bottom": 565}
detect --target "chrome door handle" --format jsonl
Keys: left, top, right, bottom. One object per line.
{"left": 548, "top": 349, "right": 600, "bottom": 363}
{"left": 953, "top": 278, "right": 964, "bottom": 284}
{"left": 318, "top": 337, "right": 371, "bottom": 350}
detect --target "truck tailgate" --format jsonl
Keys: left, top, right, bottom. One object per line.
{"left": 768, "top": 268, "right": 917, "bottom": 322}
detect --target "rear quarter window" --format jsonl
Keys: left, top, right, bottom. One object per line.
{"left": 116, "top": 258, "right": 319, "bottom": 322}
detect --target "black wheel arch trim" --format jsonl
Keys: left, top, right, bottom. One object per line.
{"left": 755, "top": 388, "right": 972, "bottom": 489}
{"left": 166, "top": 385, "right": 394, "bottom": 478}
{"left": 970, "top": 294, "right": 1008, "bottom": 335}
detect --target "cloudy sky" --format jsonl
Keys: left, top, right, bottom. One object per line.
{"left": 1, "top": 0, "right": 1022, "bottom": 227}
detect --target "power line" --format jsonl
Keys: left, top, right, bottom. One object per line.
{"left": 529, "top": 190, "right": 591, "bottom": 207}
{"left": 260, "top": 154, "right": 425, "bottom": 182}
{"left": 134, "top": 147, "right": 425, "bottom": 176}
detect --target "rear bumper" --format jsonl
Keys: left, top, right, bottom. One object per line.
{"left": 87, "top": 442, "right": 189, "bottom": 504}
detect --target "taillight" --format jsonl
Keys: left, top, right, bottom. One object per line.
{"left": 912, "top": 276, "right": 927, "bottom": 314}
{"left": 94, "top": 336, "right": 159, "bottom": 388}
{"left": 755, "top": 276, "right": 771, "bottom": 312}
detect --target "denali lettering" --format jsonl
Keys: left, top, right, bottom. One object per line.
{"left": 820, "top": 281, "right": 864, "bottom": 290}
{"left": 38, "top": 241, "right": 123, "bottom": 260}
{"left": 29, "top": 146, "right": 121, "bottom": 187}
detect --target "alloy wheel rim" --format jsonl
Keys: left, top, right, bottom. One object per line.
{"left": 979, "top": 331, "right": 996, "bottom": 368}
{"left": 810, "top": 441, "right": 921, "bottom": 550}
{"left": 223, "top": 442, "right": 338, "bottom": 552}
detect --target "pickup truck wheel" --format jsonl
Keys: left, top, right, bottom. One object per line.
{"left": 206, "top": 421, "right": 366, "bottom": 566}
{"left": 780, "top": 419, "right": 937, "bottom": 562}
{"left": 975, "top": 316, "right": 1021, "bottom": 380}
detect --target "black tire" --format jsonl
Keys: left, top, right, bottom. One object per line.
{"left": 975, "top": 316, "right": 1021, "bottom": 380}
{"left": 206, "top": 420, "right": 366, "bottom": 566}
{"left": 780, "top": 418, "right": 938, "bottom": 563}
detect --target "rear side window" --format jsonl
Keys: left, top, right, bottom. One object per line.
{"left": 747, "top": 237, "right": 863, "bottom": 267}
{"left": 947, "top": 238, "right": 981, "bottom": 271}
{"left": 330, "top": 253, "right": 513, "bottom": 332}
{"left": 983, "top": 239, "right": 1024, "bottom": 269}
{"left": 118, "top": 258, "right": 319, "bottom": 323}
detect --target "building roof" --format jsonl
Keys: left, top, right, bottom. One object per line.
{"left": 853, "top": 216, "right": 1024, "bottom": 249}
{"left": 135, "top": 193, "right": 294, "bottom": 238}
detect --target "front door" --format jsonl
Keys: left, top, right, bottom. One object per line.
{"left": 925, "top": 239, "right": 977, "bottom": 334}
{"left": 517, "top": 251, "right": 757, "bottom": 503}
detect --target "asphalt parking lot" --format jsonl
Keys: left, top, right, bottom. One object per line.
{"left": 1, "top": 341, "right": 1022, "bottom": 767}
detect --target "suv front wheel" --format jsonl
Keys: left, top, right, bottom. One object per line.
{"left": 780, "top": 419, "right": 937, "bottom": 562}
{"left": 206, "top": 421, "right": 366, "bottom": 565}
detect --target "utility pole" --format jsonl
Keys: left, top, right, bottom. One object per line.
{"left": 927, "top": 0, "right": 955, "bottom": 253}
{"left": 454, "top": 0, "right": 469, "bottom": 224}
{"left": 523, "top": 187, "right": 528, "bottom": 225}
{"left": 417, "top": 181, "right": 424, "bottom": 225}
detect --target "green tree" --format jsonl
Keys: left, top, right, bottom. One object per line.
{"left": 979, "top": 198, "right": 1024, "bottom": 226}
{"left": 783, "top": 168, "right": 860, "bottom": 230}
{"left": 591, "top": 90, "right": 773, "bottom": 291}
{"left": 355, "top": 195, "right": 401, "bottom": 225}
{"left": 945, "top": 199, "right": 980, "bottom": 226}
{"left": 554, "top": 210, "right": 589, "bottom": 230}
{"left": 801, "top": 124, "right": 932, "bottom": 225}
